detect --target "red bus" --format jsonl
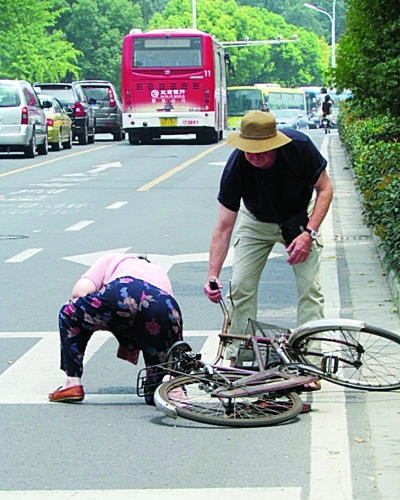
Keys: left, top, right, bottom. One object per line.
{"left": 121, "top": 28, "right": 228, "bottom": 145}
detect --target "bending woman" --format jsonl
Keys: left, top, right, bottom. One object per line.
{"left": 49, "top": 253, "right": 183, "bottom": 405}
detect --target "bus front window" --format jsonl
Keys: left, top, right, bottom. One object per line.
{"left": 227, "top": 89, "right": 263, "bottom": 116}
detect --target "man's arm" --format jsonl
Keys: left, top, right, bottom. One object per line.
{"left": 307, "top": 169, "right": 334, "bottom": 231}
{"left": 204, "top": 204, "right": 238, "bottom": 302}
{"left": 286, "top": 169, "right": 333, "bottom": 265}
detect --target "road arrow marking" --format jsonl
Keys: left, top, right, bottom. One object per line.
{"left": 87, "top": 161, "right": 122, "bottom": 173}
{"left": 62, "top": 247, "right": 282, "bottom": 271}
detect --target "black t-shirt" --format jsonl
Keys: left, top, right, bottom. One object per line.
{"left": 322, "top": 101, "right": 332, "bottom": 115}
{"left": 217, "top": 129, "right": 327, "bottom": 222}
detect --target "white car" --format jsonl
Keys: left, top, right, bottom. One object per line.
{"left": 272, "top": 108, "right": 309, "bottom": 130}
{"left": 0, "top": 79, "right": 48, "bottom": 158}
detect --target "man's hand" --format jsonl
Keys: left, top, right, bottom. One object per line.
{"left": 286, "top": 233, "right": 313, "bottom": 265}
{"left": 204, "top": 278, "right": 223, "bottom": 303}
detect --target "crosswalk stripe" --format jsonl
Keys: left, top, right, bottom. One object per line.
{"left": 0, "top": 487, "right": 302, "bottom": 499}
{"left": 0, "top": 330, "right": 217, "bottom": 404}
{"left": 0, "top": 331, "right": 110, "bottom": 404}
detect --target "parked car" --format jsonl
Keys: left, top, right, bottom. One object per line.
{"left": 37, "top": 94, "right": 73, "bottom": 151}
{"left": 33, "top": 82, "right": 95, "bottom": 145}
{"left": 0, "top": 79, "right": 48, "bottom": 158}
{"left": 272, "top": 108, "right": 309, "bottom": 130}
{"left": 78, "top": 80, "right": 124, "bottom": 141}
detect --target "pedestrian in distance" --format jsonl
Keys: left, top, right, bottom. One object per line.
{"left": 203, "top": 110, "right": 333, "bottom": 372}
{"left": 49, "top": 253, "right": 183, "bottom": 405}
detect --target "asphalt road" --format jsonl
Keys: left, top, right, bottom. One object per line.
{"left": 0, "top": 129, "right": 386, "bottom": 499}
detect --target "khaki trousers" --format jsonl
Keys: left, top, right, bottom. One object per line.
{"left": 225, "top": 208, "right": 325, "bottom": 359}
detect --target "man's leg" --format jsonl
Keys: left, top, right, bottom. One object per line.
{"left": 292, "top": 240, "right": 325, "bottom": 326}
{"left": 226, "top": 213, "right": 279, "bottom": 362}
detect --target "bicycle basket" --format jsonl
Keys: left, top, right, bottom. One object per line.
{"left": 237, "top": 319, "right": 291, "bottom": 369}
{"left": 136, "top": 363, "right": 169, "bottom": 397}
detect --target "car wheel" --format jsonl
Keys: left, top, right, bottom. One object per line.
{"left": 88, "top": 123, "right": 95, "bottom": 144}
{"left": 113, "top": 128, "right": 124, "bottom": 141}
{"left": 128, "top": 132, "right": 140, "bottom": 145}
{"left": 37, "top": 135, "right": 48, "bottom": 155}
{"left": 52, "top": 130, "right": 62, "bottom": 151}
{"left": 78, "top": 126, "right": 89, "bottom": 145}
{"left": 63, "top": 128, "right": 73, "bottom": 149}
{"left": 24, "top": 133, "right": 36, "bottom": 158}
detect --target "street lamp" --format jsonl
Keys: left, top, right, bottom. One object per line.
{"left": 192, "top": 0, "right": 196, "bottom": 29}
{"left": 304, "top": 1, "right": 336, "bottom": 68}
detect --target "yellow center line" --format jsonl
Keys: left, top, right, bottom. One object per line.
{"left": 137, "top": 141, "right": 227, "bottom": 191}
{"left": 0, "top": 144, "right": 115, "bottom": 178}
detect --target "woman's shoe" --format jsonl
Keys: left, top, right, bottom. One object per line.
{"left": 48, "top": 385, "right": 85, "bottom": 403}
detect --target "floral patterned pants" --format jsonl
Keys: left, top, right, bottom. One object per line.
{"left": 58, "top": 277, "right": 183, "bottom": 379}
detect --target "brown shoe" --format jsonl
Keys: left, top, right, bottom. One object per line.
{"left": 49, "top": 385, "right": 85, "bottom": 403}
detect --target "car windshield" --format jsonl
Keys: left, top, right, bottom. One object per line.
{"left": 81, "top": 86, "right": 110, "bottom": 102}
{"left": 273, "top": 109, "right": 298, "bottom": 118}
{"left": 0, "top": 84, "right": 21, "bottom": 107}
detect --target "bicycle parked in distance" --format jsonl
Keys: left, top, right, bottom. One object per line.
{"left": 137, "top": 281, "right": 400, "bottom": 428}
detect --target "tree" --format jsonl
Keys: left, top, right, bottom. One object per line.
{"left": 55, "top": 0, "right": 144, "bottom": 90}
{"left": 148, "top": 0, "right": 327, "bottom": 86}
{"left": 335, "top": 0, "right": 400, "bottom": 117}
{"left": 236, "top": 0, "right": 347, "bottom": 46}
{"left": 0, "top": 0, "right": 80, "bottom": 81}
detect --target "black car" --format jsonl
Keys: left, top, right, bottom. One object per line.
{"left": 33, "top": 82, "right": 95, "bottom": 145}
{"left": 78, "top": 80, "right": 124, "bottom": 141}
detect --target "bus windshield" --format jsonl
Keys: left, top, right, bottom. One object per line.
{"left": 133, "top": 36, "right": 202, "bottom": 68}
{"left": 227, "top": 88, "right": 263, "bottom": 117}
{"left": 267, "top": 91, "right": 305, "bottom": 111}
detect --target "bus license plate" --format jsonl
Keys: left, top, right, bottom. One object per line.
{"left": 160, "top": 117, "right": 177, "bottom": 127}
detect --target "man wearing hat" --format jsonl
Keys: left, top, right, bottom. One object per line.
{"left": 204, "top": 110, "right": 333, "bottom": 366}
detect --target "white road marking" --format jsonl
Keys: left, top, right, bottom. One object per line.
{"left": 62, "top": 246, "right": 283, "bottom": 272}
{"left": 87, "top": 161, "right": 122, "bottom": 173}
{"left": 0, "top": 330, "right": 218, "bottom": 404}
{"left": 0, "top": 487, "right": 301, "bottom": 499}
{"left": 309, "top": 134, "right": 352, "bottom": 500}
{"left": 63, "top": 247, "right": 132, "bottom": 266}
{"left": 5, "top": 248, "right": 43, "bottom": 263}
{"left": 65, "top": 220, "right": 94, "bottom": 231}
{"left": 0, "top": 331, "right": 111, "bottom": 404}
{"left": 106, "top": 201, "right": 128, "bottom": 209}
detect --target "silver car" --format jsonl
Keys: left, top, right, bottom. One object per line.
{"left": 0, "top": 79, "right": 48, "bottom": 158}
{"left": 272, "top": 108, "right": 309, "bottom": 130}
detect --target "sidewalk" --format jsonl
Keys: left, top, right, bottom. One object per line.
{"left": 323, "top": 133, "right": 400, "bottom": 500}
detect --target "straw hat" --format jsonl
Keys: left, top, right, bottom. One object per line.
{"left": 227, "top": 110, "right": 292, "bottom": 153}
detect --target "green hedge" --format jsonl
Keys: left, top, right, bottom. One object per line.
{"left": 339, "top": 106, "right": 400, "bottom": 282}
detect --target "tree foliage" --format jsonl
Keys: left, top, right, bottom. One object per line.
{"left": 148, "top": 0, "right": 328, "bottom": 86}
{"left": 237, "top": 0, "right": 347, "bottom": 45}
{"left": 335, "top": 0, "right": 400, "bottom": 117}
{"left": 0, "top": 0, "right": 80, "bottom": 81}
{"left": 55, "top": 0, "right": 144, "bottom": 89}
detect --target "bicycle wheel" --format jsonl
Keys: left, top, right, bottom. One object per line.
{"left": 288, "top": 320, "right": 400, "bottom": 390}
{"left": 155, "top": 372, "right": 303, "bottom": 427}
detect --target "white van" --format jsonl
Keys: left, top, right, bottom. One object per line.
{"left": 0, "top": 79, "right": 48, "bottom": 158}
